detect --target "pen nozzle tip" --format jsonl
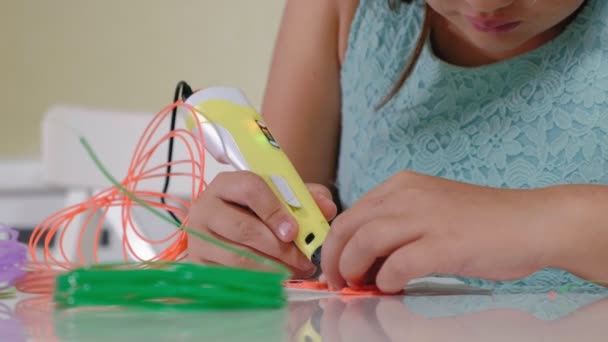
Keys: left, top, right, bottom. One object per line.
{"left": 311, "top": 246, "right": 322, "bottom": 267}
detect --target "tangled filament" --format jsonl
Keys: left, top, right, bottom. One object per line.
{"left": 27, "top": 101, "right": 206, "bottom": 272}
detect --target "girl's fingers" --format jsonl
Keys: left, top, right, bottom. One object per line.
{"left": 375, "top": 239, "right": 438, "bottom": 293}
{"left": 206, "top": 203, "right": 313, "bottom": 272}
{"left": 213, "top": 171, "right": 299, "bottom": 243}
{"left": 190, "top": 232, "right": 315, "bottom": 278}
{"left": 338, "top": 217, "right": 422, "bottom": 287}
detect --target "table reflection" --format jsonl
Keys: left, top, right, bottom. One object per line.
{"left": 5, "top": 288, "right": 608, "bottom": 342}
{"left": 0, "top": 302, "right": 27, "bottom": 342}
{"left": 10, "top": 295, "right": 288, "bottom": 342}
{"left": 287, "top": 290, "right": 608, "bottom": 342}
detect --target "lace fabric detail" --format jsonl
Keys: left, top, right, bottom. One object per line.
{"left": 337, "top": 0, "right": 608, "bottom": 293}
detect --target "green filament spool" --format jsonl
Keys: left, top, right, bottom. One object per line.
{"left": 54, "top": 262, "right": 288, "bottom": 310}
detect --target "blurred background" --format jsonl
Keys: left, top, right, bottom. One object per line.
{"left": 1, "top": 0, "right": 283, "bottom": 157}
{"left": 0, "top": 0, "right": 285, "bottom": 260}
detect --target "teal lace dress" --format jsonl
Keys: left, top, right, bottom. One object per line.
{"left": 336, "top": 0, "right": 608, "bottom": 305}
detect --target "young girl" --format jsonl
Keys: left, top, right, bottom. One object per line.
{"left": 187, "top": 0, "right": 608, "bottom": 293}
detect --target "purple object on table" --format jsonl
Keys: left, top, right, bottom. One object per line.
{"left": 0, "top": 224, "right": 28, "bottom": 291}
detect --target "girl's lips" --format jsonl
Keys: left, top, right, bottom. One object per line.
{"left": 466, "top": 16, "right": 522, "bottom": 33}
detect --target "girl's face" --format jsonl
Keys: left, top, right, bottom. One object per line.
{"left": 426, "top": 0, "right": 587, "bottom": 55}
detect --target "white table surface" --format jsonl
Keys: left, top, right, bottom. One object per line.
{"left": 2, "top": 285, "right": 608, "bottom": 342}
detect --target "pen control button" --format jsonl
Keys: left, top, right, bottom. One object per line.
{"left": 270, "top": 175, "right": 301, "bottom": 208}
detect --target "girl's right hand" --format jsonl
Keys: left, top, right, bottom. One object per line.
{"left": 186, "top": 170, "right": 338, "bottom": 278}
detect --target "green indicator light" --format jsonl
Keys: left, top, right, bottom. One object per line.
{"left": 255, "top": 134, "right": 268, "bottom": 145}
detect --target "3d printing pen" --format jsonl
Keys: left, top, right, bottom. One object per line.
{"left": 181, "top": 86, "right": 330, "bottom": 267}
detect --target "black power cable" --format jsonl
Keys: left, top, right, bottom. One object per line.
{"left": 162, "top": 81, "right": 193, "bottom": 225}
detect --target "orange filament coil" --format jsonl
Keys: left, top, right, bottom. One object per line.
{"left": 23, "top": 101, "right": 207, "bottom": 283}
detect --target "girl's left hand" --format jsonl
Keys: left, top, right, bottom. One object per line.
{"left": 321, "top": 171, "right": 560, "bottom": 293}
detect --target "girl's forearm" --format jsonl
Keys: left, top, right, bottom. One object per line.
{"left": 542, "top": 185, "right": 608, "bottom": 286}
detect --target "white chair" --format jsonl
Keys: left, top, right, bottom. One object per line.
{"left": 40, "top": 104, "right": 233, "bottom": 265}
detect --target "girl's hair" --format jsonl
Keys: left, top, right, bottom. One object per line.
{"left": 378, "top": 0, "right": 431, "bottom": 108}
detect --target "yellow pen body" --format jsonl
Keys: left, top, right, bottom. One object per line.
{"left": 183, "top": 87, "right": 329, "bottom": 265}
